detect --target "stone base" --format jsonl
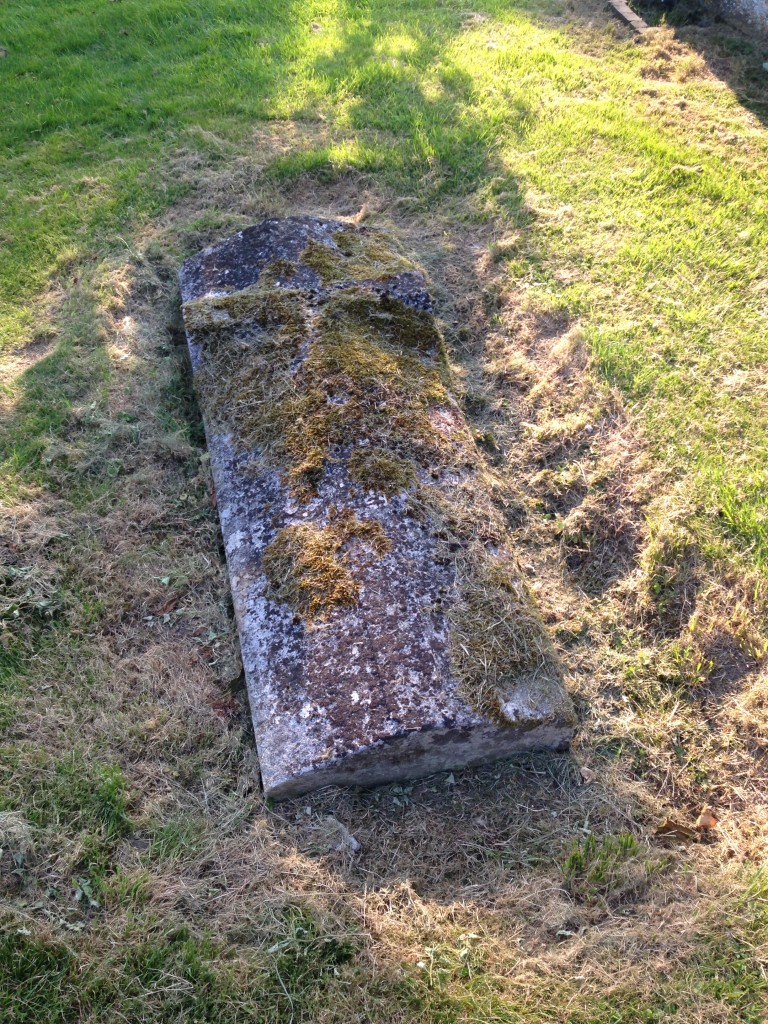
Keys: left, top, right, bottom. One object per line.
{"left": 265, "top": 720, "right": 573, "bottom": 799}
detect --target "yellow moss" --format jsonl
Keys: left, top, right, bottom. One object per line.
{"left": 186, "top": 281, "right": 309, "bottom": 466}
{"left": 301, "top": 229, "right": 415, "bottom": 285}
{"left": 189, "top": 278, "right": 468, "bottom": 500}
{"left": 279, "top": 289, "right": 458, "bottom": 495}
{"left": 330, "top": 288, "right": 442, "bottom": 355}
{"left": 348, "top": 446, "right": 417, "bottom": 497}
{"left": 262, "top": 508, "right": 391, "bottom": 621}
{"left": 259, "top": 258, "right": 298, "bottom": 286}
{"left": 448, "top": 544, "right": 562, "bottom": 721}
{"left": 182, "top": 280, "right": 305, "bottom": 339}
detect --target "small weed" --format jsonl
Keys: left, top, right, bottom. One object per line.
{"left": 657, "top": 638, "right": 714, "bottom": 688}
{"left": 563, "top": 832, "right": 663, "bottom": 906}
{"left": 269, "top": 905, "right": 357, "bottom": 978}
{"left": 73, "top": 876, "right": 100, "bottom": 911}
{"left": 3, "top": 753, "right": 130, "bottom": 840}
{"left": 415, "top": 932, "right": 485, "bottom": 989}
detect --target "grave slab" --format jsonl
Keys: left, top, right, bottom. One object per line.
{"left": 179, "top": 217, "right": 575, "bottom": 798}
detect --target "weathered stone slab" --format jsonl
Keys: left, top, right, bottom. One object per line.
{"left": 179, "top": 217, "right": 575, "bottom": 798}
{"left": 607, "top": 0, "right": 648, "bottom": 34}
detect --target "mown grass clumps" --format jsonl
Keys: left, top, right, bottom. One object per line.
{"left": 262, "top": 508, "right": 391, "bottom": 621}
{"left": 408, "top": 475, "right": 565, "bottom": 718}
{"left": 448, "top": 543, "right": 564, "bottom": 720}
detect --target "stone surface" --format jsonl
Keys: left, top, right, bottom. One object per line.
{"left": 179, "top": 217, "right": 575, "bottom": 799}
{"left": 719, "top": 0, "right": 767, "bottom": 33}
{"left": 607, "top": 0, "right": 648, "bottom": 34}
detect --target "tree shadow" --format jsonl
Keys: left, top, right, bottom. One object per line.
{"left": 614, "top": 0, "right": 768, "bottom": 128}
{"left": 304, "top": 1, "right": 534, "bottom": 210}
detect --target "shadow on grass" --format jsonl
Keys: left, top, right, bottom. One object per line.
{"left": 631, "top": 0, "right": 768, "bottom": 128}
{"left": 2, "top": 214, "right": 766, "bottom": 1024}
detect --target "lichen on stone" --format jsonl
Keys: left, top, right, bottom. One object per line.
{"left": 183, "top": 225, "right": 565, "bottom": 719}
{"left": 261, "top": 507, "right": 391, "bottom": 621}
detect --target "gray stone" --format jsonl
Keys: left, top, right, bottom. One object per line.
{"left": 719, "top": 0, "right": 767, "bottom": 34}
{"left": 179, "top": 217, "right": 575, "bottom": 799}
{"left": 607, "top": 0, "right": 648, "bottom": 34}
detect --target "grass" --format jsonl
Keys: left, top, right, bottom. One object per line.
{"left": 2, "top": 0, "right": 768, "bottom": 1020}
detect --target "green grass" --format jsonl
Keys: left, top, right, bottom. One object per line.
{"left": 3, "top": 1, "right": 768, "bottom": 1022}
{"left": 0, "top": 750, "right": 129, "bottom": 835}
{"left": 3, "top": 0, "right": 768, "bottom": 558}
{"left": 2, "top": 885, "right": 766, "bottom": 1024}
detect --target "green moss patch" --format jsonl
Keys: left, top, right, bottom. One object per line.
{"left": 262, "top": 507, "right": 391, "bottom": 621}
{"left": 181, "top": 284, "right": 307, "bottom": 350}
{"left": 348, "top": 446, "right": 417, "bottom": 497}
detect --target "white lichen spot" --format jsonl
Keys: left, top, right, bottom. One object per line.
{"left": 226, "top": 529, "right": 248, "bottom": 554}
